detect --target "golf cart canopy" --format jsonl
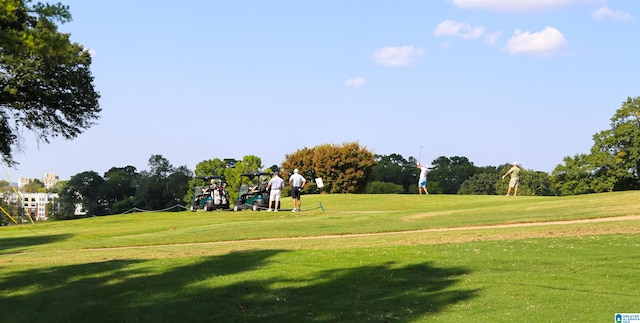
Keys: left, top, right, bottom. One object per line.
{"left": 195, "top": 175, "right": 226, "bottom": 180}
{"left": 239, "top": 172, "right": 272, "bottom": 180}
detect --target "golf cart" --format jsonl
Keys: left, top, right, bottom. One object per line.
{"left": 233, "top": 172, "right": 277, "bottom": 211}
{"left": 190, "top": 175, "right": 230, "bottom": 212}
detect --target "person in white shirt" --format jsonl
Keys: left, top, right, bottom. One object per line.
{"left": 266, "top": 171, "right": 284, "bottom": 211}
{"left": 417, "top": 163, "right": 431, "bottom": 195}
{"left": 288, "top": 168, "right": 306, "bottom": 212}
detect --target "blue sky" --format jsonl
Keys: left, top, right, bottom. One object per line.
{"left": 3, "top": 0, "right": 639, "bottom": 182}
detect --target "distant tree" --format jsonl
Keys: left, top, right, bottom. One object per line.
{"left": 58, "top": 171, "right": 105, "bottom": 216}
{"left": 551, "top": 96, "right": 640, "bottom": 194}
{"left": 551, "top": 154, "right": 595, "bottom": 195}
{"left": 22, "top": 179, "right": 46, "bottom": 193}
{"left": 1, "top": 1, "right": 101, "bottom": 167}
{"left": 364, "top": 181, "right": 404, "bottom": 194}
{"left": 193, "top": 158, "right": 228, "bottom": 178}
{"left": 0, "top": 190, "right": 9, "bottom": 224}
{"left": 165, "top": 165, "right": 192, "bottom": 210}
{"left": 147, "top": 154, "right": 173, "bottom": 179}
{"left": 0, "top": 180, "right": 11, "bottom": 192}
{"left": 458, "top": 173, "right": 499, "bottom": 195}
{"left": 133, "top": 155, "right": 179, "bottom": 210}
{"left": 0, "top": 191, "right": 15, "bottom": 225}
{"left": 369, "top": 154, "right": 416, "bottom": 193}
{"left": 429, "top": 156, "right": 478, "bottom": 194}
{"left": 283, "top": 142, "right": 376, "bottom": 193}
{"left": 590, "top": 96, "right": 640, "bottom": 191}
{"left": 103, "top": 166, "right": 138, "bottom": 214}
{"left": 522, "top": 171, "right": 555, "bottom": 196}
{"left": 48, "top": 180, "right": 66, "bottom": 194}
{"left": 53, "top": 181, "right": 77, "bottom": 220}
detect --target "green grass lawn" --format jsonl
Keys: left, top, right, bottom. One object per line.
{"left": 1, "top": 192, "right": 639, "bottom": 322}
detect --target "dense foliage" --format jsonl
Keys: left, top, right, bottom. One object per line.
{"left": 429, "top": 156, "right": 478, "bottom": 194}
{"left": 368, "top": 154, "right": 417, "bottom": 193}
{"left": 1, "top": 0, "right": 101, "bottom": 167}
{"left": 53, "top": 155, "right": 191, "bottom": 219}
{"left": 364, "top": 181, "right": 404, "bottom": 194}
{"left": 281, "top": 142, "right": 376, "bottom": 194}
{"left": 552, "top": 96, "right": 640, "bottom": 195}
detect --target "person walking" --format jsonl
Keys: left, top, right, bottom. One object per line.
{"left": 266, "top": 171, "right": 285, "bottom": 211}
{"left": 417, "top": 163, "right": 430, "bottom": 195}
{"left": 289, "top": 168, "right": 306, "bottom": 212}
{"left": 502, "top": 162, "right": 521, "bottom": 196}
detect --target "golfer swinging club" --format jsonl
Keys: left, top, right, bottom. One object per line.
{"left": 502, "top": 162, "right": 520, "bottom": 196}
{"left": 417, "top": 162, "right": 431, "bottom": 195}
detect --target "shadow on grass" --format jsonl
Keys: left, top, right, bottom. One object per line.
{"left": 0, "top": 233, "right": 74, "bottom": 255}
{"left": 0, "top": 249, "right": 477, "bottom": 322}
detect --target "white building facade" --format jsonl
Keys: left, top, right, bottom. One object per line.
{"left": 4, "top": 192, "right": 58, "bottom": 221}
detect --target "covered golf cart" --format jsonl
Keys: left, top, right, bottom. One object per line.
{"left": 233, "top": 172, "right": 277, "bottom": 211}
{"left": 190, "top": 175, "right": 230, "bottom": 211}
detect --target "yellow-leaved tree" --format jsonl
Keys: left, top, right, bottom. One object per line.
{"left": 282, "top": 142, "right": 376, "bottom": 194}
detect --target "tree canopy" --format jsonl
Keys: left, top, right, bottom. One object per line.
{"left": 282, "top": 142, "right": 376, "bottom": 194}
{"left": 553, "top": 96, "right": 640, "bottom": 194}
{"left": 1, "top": 0, "right": 100, "bottom": 166}
{"left": 368, "top": 154, "right": 416, "bottom": 193}
{"left": 428, "top": 156, "right": 477, "bottom": 194}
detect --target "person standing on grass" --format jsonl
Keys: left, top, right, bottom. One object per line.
{"left": 417, "top": 163, "right": 430, "bottom": 195}
{"left": 289, "top": 168, "right": 306, "bottom": 212}
{"left": 266, "top": 171, "right": 285, "bottom": 211}
{"left": 502, "top": 162, "right": 521, "bottom": 196}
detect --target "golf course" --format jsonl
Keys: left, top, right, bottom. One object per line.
{"left": 1, "top": 191, "right": 639, "bottom": 322}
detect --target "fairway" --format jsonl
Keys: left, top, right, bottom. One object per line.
{"left": 1, "top": 192, "right": 639, "bottom": 322}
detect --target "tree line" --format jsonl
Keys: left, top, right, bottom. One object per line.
{"left": 2, "top": 94, "right": 640, "bottom": 220}
{"left": 2, "top": 3, "right": 638, "bottom": 220}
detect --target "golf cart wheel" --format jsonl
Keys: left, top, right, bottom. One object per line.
{"left": 203, "top": 205, "right": 208, "bottom": 212}
{"left": 233, "top": 205, "right": 239, "bottom": 212}
{"left": 252, "top": 203, "right": 259, "bottom": 211}
{"left": 190, "top": 205, "right": 196, "bottom": 212}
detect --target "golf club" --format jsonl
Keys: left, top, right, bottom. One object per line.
{"left": 418, "top": 146, "right": 423, "bottom": 164}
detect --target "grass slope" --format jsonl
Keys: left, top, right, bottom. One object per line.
{"left": 1, "top": 192, "right": 639, "bottom": 322}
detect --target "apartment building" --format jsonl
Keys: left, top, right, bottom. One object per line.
{"left": 4, "top": 192, "right": 58, "bottom": 221}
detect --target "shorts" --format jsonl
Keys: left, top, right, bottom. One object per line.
{"left": 269, "top": 189, "right": 281, "bottom": 202}
{"left": 291, "top": 187, "right": 301, "bottom": 199}
{"left": 509, "top": 178, "right": 519, "bottom": 188}
{"left": 418, "top": 178, "right": 427, "bottom": 188}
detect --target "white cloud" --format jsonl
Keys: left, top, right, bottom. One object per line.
{"left": 434, "top": 20, "right": 485, "bottom": 39}
{"left": 434, "top": 20, "right": 502, "bottom": 45}
{"left": 344, "top": 77, "right": 366, "bottom": 88}
{"left": 484, "top": 31, "right": 503, "bottom": 45}
{"left": 373, "top": 46, "right": 425, "bottom": 67}
{"left": 592, "top": 6, "right": 632, "bottom": 22}
{"left": 84, "top": 48, "right": 97, "bottom": 56}
{"left": 503, "top": 26, "right": 569, "bottom": 57}
{"left": 451, "top": 0, "right": 600, "bottom": 12}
